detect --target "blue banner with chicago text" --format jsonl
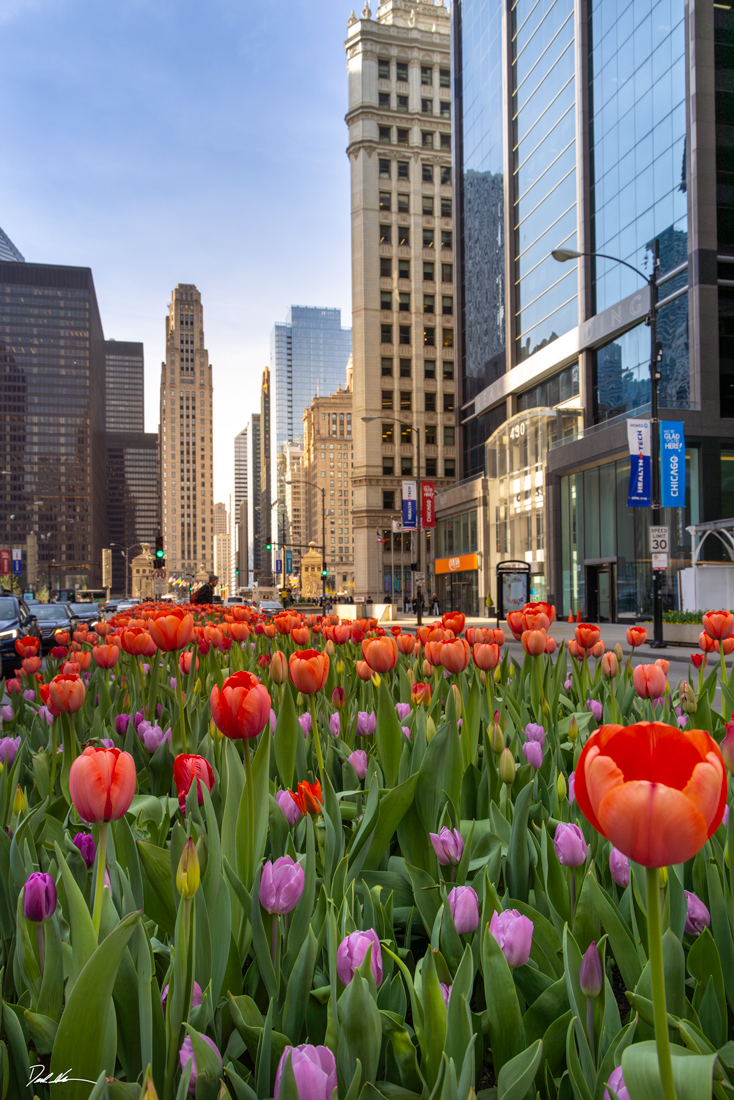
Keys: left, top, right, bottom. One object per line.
{"left": 660, "top": 420, "right": 685, "bottom": 507}
{"left": 627, "top": 419, "right": 651, "bottom": 507}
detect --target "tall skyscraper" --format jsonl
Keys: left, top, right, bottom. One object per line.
{"left": 0, "top": 261, "right": 106, "bottom": 590}
{"left": 105, "top": 340, "right": 144, "bottom": 433}
{"left": 246, "top": 412, "right": 262, "bottom": 586}
{"left": 345, "top": 0, "right": 456, "bottom": 599}
{"left": 213, "top": 502, "right": 227, "bottom": 535}
{"left": 260, "top": 367, "right": 272, "bottom": 585}
{"left": 234, "top": 427, "right": 248, "bottom": 517}
{"left": 437, "top": 0, "right": 734, "bottom": 620}
{"left": 0, "top": 227, "right": 23, "bottom": 263}
{"left": 234, "top": 426, "right": 248, "bottom": 590}
{"left": 158, "top": 284, "right": 214, "bottom": 581}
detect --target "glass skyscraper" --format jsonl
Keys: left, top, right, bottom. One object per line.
{"left": 0, "top": 227, "right": 23, "bottom": 263}
{"left": 105, "top": 340, "right": 144, "bottom": 433}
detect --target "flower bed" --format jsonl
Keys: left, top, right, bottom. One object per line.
{"left": 1, "top": 605, "right": 734, "bottom": 1099}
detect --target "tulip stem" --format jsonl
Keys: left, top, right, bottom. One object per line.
{"left": 49, "top": 718, "right": 59, "bottom": 795}
{"left": 36, "top": 924, "right": 45, "bottom": 977}
{"left": 243, "top": 741, "right": 255, "bottom": 886}
{"left": 175, "top": 661, "right": 188, "bottom": 754}
{"left": 646, "top": 866, "right": 677, "bottom": 1100}
{"left": 309, "top": 698, "right": 326, "bottom": 789}
{"left": 92, "top": 821, "right": 108, "bottom": 939}
{"left": 585, "top": 996, "right": 594, "bottom": 1060}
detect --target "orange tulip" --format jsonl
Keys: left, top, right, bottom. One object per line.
{"left": 148, "top": 609, "right": 194, "bottom": 652}
{"left": 575, "top": 623, "right": 601, "bottom": 650}
{"left": 54, "top": 631, "right": 70, "bottom": 646}
{"left": 626, "top": 626, "right": 647, "bottom": 647}
{"left": 440, "top": 637, "right": 471, "bottom": 673}
{"left": 633, "top": 663, "right": 667, "bottom": 699}
{"left": 290, "top": 779, "right": 323, "bottom": 816}
{"left": 69, "top": 746, "right": 137, "bottom": 823}
{"left": 72, "top": 631, "right": 88, "bottom": 645}
{"left": 332, "top": 624, "right": 352, "bottom": 645}
{"left": 21, "top": 656, "right": 42, "bottom": 675}
{"left": 601, "top": 651, "right": 619, "bottom": 678}
{"left": 491, "top": 628, "right": 506, "bottom": 647}
{"left": 412, "top": 681, "right": 432, "bottom": 707}
{"left": 61, "top": 661, "right": 81, "bottom": 675}
{"left": 95, "top": 621, "right": 111, "bottom": 637}
{"left": 396, "top": 633, "right": 415, "bottom": 656}
{"left": 49, "top": 673, "right": 86, "bottom": 713}
{"left": 262, "top": 623, "right": 277, "bottom": 638}
{"left": 442, "top": 611, "right": 465, "bottom": 635}
{"left": 590, "top": 641, "right": 605, "bottom": 659}
{"left": 232, "top": 605, "right": 253, "bottom": 622}
{"left": 425, "top": 640, "right": 443, "bottom": 666}
{"left": 525, "top": 600, "right": 555, "bottom": 624}
{"left": 654, "top": 658, "right": 670, "bottom": 674}
{"left": 356, "top": 660, "right": 373, "bottom": 681}
{"left": 568, "top": 639, "right": 583, "bottom": 660}
{"left": 473, "top": 642, "right": 500, "bottom": 671}
{"left": 522, "top": 608, "right": 550, "bottom": 632}
{"left": 210, "top": 671, "right": 272, "bottom": 739}
{"left": 14, "top": 636, "right": 40, "bottom": 658}
{"left": 291, "top": 626, "right": 310, "bottom": 646}
{"left": 229, "top": 621, "right": 251, "bottom": 643}
{"left": 521, "top": 629, "right": 546, "bottom": 657}
{"left": 93, "top": 645, "right": 119, "bottom": 669}
{"left": 289, "top": 649, "right": 330, "bottom": 694}
{"left": 362, "top": 636, "right": 398, "bottom": 673}
{"left": 270, "top": 651, "right": 288, "bottom": 684}
{"left": 703, "top": 610, "right": 734, "bottom": 641}
{"left": 506, "top": 610, "right": 525, "bottom": 639}
{"left": 574, "top": 721, "right": 727, "bottom": 866}
{"left": 422, "top": 658, "right": 434, "bottom": 678}
{"left": 179, "top": 651, "right": 199, "bottom": 675}
{"left": 466, "top": 627, "right": 490, "bottom": 645}
{"left": 545, "top": 635, "right": 557, "bottom": 655}
{"left": 416, "top": 626, "right": 431, "bottom": 646}
{"left": 699, "top": 631, "right": 718, "bottom": 653}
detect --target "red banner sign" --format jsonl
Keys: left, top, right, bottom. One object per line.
{"left": 421, "top": 481, "right": 436, "bottom": 528}
{"left": 0, "top": 550, "right": 9, "bottom": 575}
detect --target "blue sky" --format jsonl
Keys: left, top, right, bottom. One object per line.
{"left": 1, "top": 0, "right": 353, "bottom": 508}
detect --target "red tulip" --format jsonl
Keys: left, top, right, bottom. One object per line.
{"left": 574, "top": 721, "right": 727, "bottom": 866}
{"left": 506, "top": 610, "right": 525, "bottom": 639}
{"left": 626, "top": 626, "right": 647, "bottom": 647}
{"left": 440, "top": 637, "right": 471, "bottom": 673}
{"left": 441, "top": 612, "right": 465, "bottom": 635}
{"left": 49, "top": 673, "right": 86, "bottom": 713}
{"left": 93, "top": 645, "right": 119, "bottom": 669}
{"left": 289, "top": 649, "right": 330, "bottom": 694}
{"left": 362, "top": 636, "right": 398, "bottom": 674}
{"left": 703, "top": 610, "right": 734, "bottom": 641}
{"left": 331, "top": 624, "right": 352, "bottom": 645}
{"left": 15, "top": 636, "right": 40, "bottom": 658}
{"left": 473, "top": 642, "right": 500, "bottom": 671}
{"left": 148, "top": 609, "right": 194, "bottom": 652}
{"left": 691, "top": 653, "right": 706, "bottom": 669}
{"left": 291, "top": 626, "right": 310, "bottom": 646}
{"left": 411, "top": 681, "right": 432, "bottom": 707}
{"left": 69, "top": 746, "right": 137, "bottom": 823}
{"left": 179, "top": 651, "right": 199, "bottom": 675}
{"left": 173, "top": 753, "right": 215, "bottom": 812}
{"left": 575, "top": 623, "right": 601, "bottom": 650}
{"left": 210, "top": 671, "right": 271, "bottom": 740}
{"left": 522, "top": 608, "right": 550, "bottom": 632}
{"left": 633, "top": 663, "right": 667, "bottom": 699}
{"left": 290, "top": 779, "right": 323, "bottom": 816}
{"left": 491, "top": 628, "right": 506, "bottom": 647}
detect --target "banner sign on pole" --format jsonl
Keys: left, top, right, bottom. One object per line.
{"left": 285, "top": 549, "right": 293, "bottom": 574}
{"left": 421, "top": 481, "right": 436, "bottom": 528}
{"left": 11, "top": 549, "right": 21, "bottom": 575}
{"left": 626, "top": 419, "right": 652, "bottom": 507}
{"left": 276, "top": 557, "right": 282, "bottom": 575}
{"left": 392, "top": 519, "right": 403, "bottom": 533}
{"left": 0, "top": 550, "right": 9, "bottom": 576}
{"left": 660, "top": 421, "right": 685, "bottom": 507}
{"left": 402, "top": 479, "right": 417, "bottom": 530}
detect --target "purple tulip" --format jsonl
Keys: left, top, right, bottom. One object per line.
{"left": 553, "top": 822, "right": 588, "bottom": 867}
{"left": 395, "top": 702, "right": 411, "bottom": 720}
{"left": 568, "top": 771, "right": 576, "bottom": 805}
{"left": 276, "top": 789, "right": 302, "bottom": 827}
{"left": 579, "top": 941, "right": 603, "bottom": 998}
{"left": 142, "top": 663, "right": 151, "bottom": 674}
{"left": 274, "top": 1045, "right": 337, "bottom": 1100}
{"left": 337, "top": 929, "right": 383, "bottom": 987}
{"left": 137, "top": 721, "right": 172, "bottom": 754}
{"left": 73, "top": 832, "right": 96, "bottom": 869}
{"left": 329, "top": 713, "right": 341, "bottom": 737}
{"left": 523, "top": 741, "right": 543, "bottom": 770}
{"left": 2, "top": 705, "right": 14, "bottom": 722}
{"left": 260, "top": 856, "right": 305, "bottom": 915}
{"left": 299, "top": 713, "right": 312, "bottom": 737}
{"left": 100, "top": 738, "right": 115, "bottom": 748}
{"left": 725, "top": 805, "right": 730, "bottom": 828}
{"left": 270, "top": 709, "right": 277, "bottom": 733}
{"left": 684, "top": 890, "right": 711, "bottom": 936}
{"left": 356, "top": 711, "right": 376, "bottom": 737}
{"left": 457, "top": 717, "right": 463, "bottom": 729}
{"left": 161, "top": 980, "right": 202, "bottom": 1014}
{"left": 489, "top": 908, "right": 534, "bottom": 967}
{"left": 587, "top": 698, "right": 603, "bottom": 722}
{"left": 133, "top": 711, "right": 145, "bottom": 732}
{"left": 609, "top": 847, "right": 629, "bottom": 888}
{"left": 23, "top": 872, "right": 57, "bottom": 923}
{"left": 348, "top": 750, "right": 368, "bottom": 779}
{"left": 179, "top": 1034, "right": 222, "bottom": 1095}
{"left": 170, "top": 677, "right": 178, "bottom": 690}
{"left": 440, "top": 982, "right": 452, "bottom": 1007}
{"left": 39, "top": 706, "right": 54, "bottom": 725}
{"left": 448, "top": 886, "right": 479, "bottom": 935}
{"left": 23, "top": 689, "right": 35, "bottom": 702}
{"left": 115, "top": 714, "right": 130, "bottom": 736}
{"left": 524, "top": 722, "right": 545, "bottom": 746}
{"left": 429, "top": 826, "right": 464, "bottom": 866}
{"left": 402, "top": 726, "right": 411, "bottom": 739}
{"left": 0, "top": 736, "right": 20, "bottom": 765}
{"left": 564, "top": 677, "right": 573, "bottom": 692}
{"left": 604, "top": 1066, "right": 629, "bottom": 1100}
{"left": 156, "top": 702, "right": 163, "bottom": 718}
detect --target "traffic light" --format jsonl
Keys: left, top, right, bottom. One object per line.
{"left": 321, "top": 568, "right": 327, "bottom": 579}
{"left": 266, "top": 541, "right": 272, "bottom": 551}
{"left": 155, "top": 535, "right": 165, "bottom": 571}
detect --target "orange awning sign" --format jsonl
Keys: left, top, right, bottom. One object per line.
{"left": 435, "top": 553, "right": 478, "bottom": 575}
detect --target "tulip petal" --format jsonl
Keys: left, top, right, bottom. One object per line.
{"left": 682, "top": 753, "right": 725, "bottom": 830}
{"left": 584, "top": 747, "right": 625, "bottom": 816}
{"left": 597, "top": 779, "right": 708, "bottom": 866}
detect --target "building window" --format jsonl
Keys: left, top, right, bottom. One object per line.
{"left": 381, "top": 290, "right": 393, "bottom": 310}
{"left": 424, "top": 361, "right": 436, "bottom": 380}
{"left": 421, "top": 65, "right": 433, "bottom": 85}
{"left": 441, "top": 230, "right": 452, "bottom": 249}
{"left": 397, "top": 161, "right": 409, "bottom": 180}
{"left": 422, "top": 131, "right": 434, "bottom": 148}
{"left": 422, "top": 163, "right": 433, "bottom": 183}
{"left": 399, "top": 358, "right": 411, "bottom": 377}
{"left": 399, "top": 324, "right": 411, "bottom": 345}
{"left": 397, "top": 193, "right": 409, "bottom": 214}
{"left": 443, "top": 394, "right": 454, "bottom": 413}
{"left": 443, "top": 329, "right": 454, "bottom": 348}
{"left": 380, "top": 257, "right": 392, "bottom": 277}
{"left": 439, "top": 68, "right": 450, "bottom": 88}
{"left": 382, "top": 390, "right": 394, "bottom": 409}
{"left": 422, "top": 195, "right": 434, "bottom": 215}
{"left": 383, "top": 490, "right": 395, "bottom": 510}
{"left": 379, "top": 126, "right": 391, "bottom": 143}
{"left": 441, "top": 166, "right": 451, "bottom": 186}
{"left": 382, "top": 422, "right": 394, "bottom": 442}
{"left": 379, "top": 191, "right": 391, "bottom": 211}
{"left": 378, "top": 59, "right": 390, "bottom": 79}
{"left": 397, "top": 226, "right": 410, "bottom": 246}
{"left": 444, "top": 425, "right": 455, "bottom": 446}
{"left": 444, "top": 458, "right": 455, "bottom": 477}
{"left": 424, "top": 261, "right": 435, "bottom": 281}
{"left": 401, "top": 456, "right": 413, "bottom": 475}
{"left": 379, "top": 158, "right": 391, "bottom": 179}
{"left": 400, "top": 391, "right": 412, "bottom": 410}
{"left": 396, "top": 61, "right": 408, "bottom": 81}
{"left": 397, "top": 94, "right": 409, "bottom": 112}
{"left": 425, "top": 424, "right": 437, "bottom": 444}
{"left": 440, "top": 101, "right": 451, "bottom": 119}
{"left": 441, "top": 197, "right": 452, "bottom": 218}
{"left": 423, "top": 228, "right": 435, "bottom": 249}
{"left": 424, "top": 294, "right": 435, "bottom": 313}
{"left": 425, "top": 457, "right": 438, "bottom": 477}
{"left": 396, "top": 128, "right": 409, "bottom": 146}
{"left": 442, "top": 295, "right": 453, "bottom": 315}
{"left": 383, "top": 457, "right": 394, "bottom": 475}
{"left": 379, "top": 92, "right": 391, "bottom": 109}
{"left": 379, "top": 224, "right": 392, "bottom": 244}
{"left": 424, "top": 326, "right": 436, "bottom": 346}
{"left": 398, "top": 258, "right": 410, "bottom": 279}
{"left": 425, "top": 392, "right": 436, "bottom": 411}
{"left": 400, "top": 423, "right": 412, "bottom": 442}
{"left": 442, "top": 262, "right": 453, "bottom": 283}
{"left": 440, "top": 133, "right": 451, "bottom": 151}
{"left": 443, "top": 361, "right": 454, "bottom": 380}
{"left": 399, "top": 293, "right": 410, "bottom": 312}
{"left": 381, "top": 324, "right": 393, "bottom": 344}
{"left": 421, "top": 98, "right": 433, "bottom": 115}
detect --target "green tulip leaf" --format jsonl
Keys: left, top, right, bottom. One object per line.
{"left": 621, "top": 1040, "right": 717, "bottom": 1100}
{"left": 497, "top": 1038, "right": 543, "bottom": 1100}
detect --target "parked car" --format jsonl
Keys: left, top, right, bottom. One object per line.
{"left": 69, "top": 602, "right": 102, "bottom": 627}
{"left": 224, "top": 596, "right": 243, "bottom": 606}
{"left": 0, "top": 595, "right": 41, "bottom": 679}
{"left": 259, "top": 600, "right": 284, "bottom": 618}
{"left": 32, "top": 603, "right": 80, "bottom": 652}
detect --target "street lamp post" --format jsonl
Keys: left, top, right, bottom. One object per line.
{"left": 552, "top": 242, "right": 665, "bottom": 646}
{"left": 286, "top": 479, "right": 330, "bottom": 599}
{"left": 111, "top": 542, "right": 145, "bottom": 600}
{"left": 362, "top": 415, "right": 423, "bottom": 626}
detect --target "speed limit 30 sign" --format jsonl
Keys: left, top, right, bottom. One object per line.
{"left": 650, "top": 525, "right": 669, "bottom": 570}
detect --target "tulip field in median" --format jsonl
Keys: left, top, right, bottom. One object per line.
{"left": 5, "top": 605, "right": 734, "bottom": 1099}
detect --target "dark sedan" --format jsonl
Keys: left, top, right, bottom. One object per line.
{"left": 69, "top": 602, "right": 102, "bottom": 627}
{"left": 0, "top": 595, "right": 41, "bottom": 678}
{"left": 32, "top": 603, "right": 80, "bottom": 652}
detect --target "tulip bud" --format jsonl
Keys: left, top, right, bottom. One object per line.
{"left": 406, "top": 666, "right": 415, "bottom": 684}
{"left": 568, "top": 715, "right": 579, "bottom": 742}
{"left": 557, "top": 772, "right": 567, "bottom": 802}
{"left": 499, "top": 747, "right": 516, "bottom": 785}
{"left": 13, "top": 785, "right": 26, "bottom": 815}
{"left": 270, "top": 651, "right": 288, "bottom": 684}
{"left": 426, "top": 715, "right": 437, "bottom": 742}
{"left": 579, "top": 941, "right": 603, "bottom": 998}
{"left": 336, "top": 659, "right": 345, "bottom": 677}
{"left": 450, "top": 683, "right": 462, "bottom": 717}
{"left": 722, "top": 723, "right": 734, "bottom": 773}
{"left": 491, "top": 722, "right": 504, "bottom": 754}
{"left": 658, "top": 866, "right": 668, "bottom": 887}
{"left": 423, "top": 659, "right": 433, "bottom": 678}
{"left": 176, "top": 837, "right": 200, "bottom": 899}
{"left": 371, "top": 673, "right": 381, "bottom": 688}
{"left": 494, "top": 666, "right": 502, "bottom": 683}
{"left": 679, "top": 680, "right": 697, "bottom": 714}
{"left": 23, "top": 872, "right": 57, "bottom": 923}
{"left": 325, "top": 639, "right": 335, "bottom": 656}
{"left": 614, "top": 642, "right": 624, "bottom": 665}
{"left": 331, "top": 685, "right": 346, "bottom": 710}
{"left": 479, "top": 669, "right": 486, "bottom": 685}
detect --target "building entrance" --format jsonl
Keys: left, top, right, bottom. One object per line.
{"left": 585, "top": 560, "right": 616, "bottom": 623}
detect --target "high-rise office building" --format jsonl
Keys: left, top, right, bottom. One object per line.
{"left": 237, "top": 499, "right": 248, "bottom": 586}
{"left": 234, "top": 426, "right": 248, "bottom": 590}
{"left": 438, "top": 0, "right": 734, "bottom": 619}
{"left": 0, "top": 227, "right": 23, "bottom": 263}
{"left": 246, "top": 412, "right": 262, "bottom": 586}
{"left": 158, "top": 284, "right": 214, "bottom": 581}
{"left": 345, "top": 0, "right": 457, "bottom": 599}
{"left": 0, "top": 262, "right": 106, "bottom": 589}
{"left": 234, "top": 427, "right": 248, "bottom": 517}
{"left": 105, "top": 340, "right": 144, "bottom": 433}
{"left": 260, "top": 367, "right": 273, "bottom": 585}
{"left": 213, "top": 502, "right": 227, "bottom": 536}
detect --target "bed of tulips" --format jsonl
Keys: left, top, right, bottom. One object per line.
{"left": 3, "top": 602, "right": 734, "bottom": 1100}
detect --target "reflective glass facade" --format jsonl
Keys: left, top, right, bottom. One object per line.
{"left": 106, "top": 434, "right": 159, "bottom": 594}
{"left": 105, "top": 340, "right": 144, "bottom": 433}
{"left": 247, "top": 413, "right": 261, "bottom": 586}
{"left": 512, "top": 0, "right": 578, "bottom": 361}
{"left": 0, "top": 227, "right": 23, "bottom": 263}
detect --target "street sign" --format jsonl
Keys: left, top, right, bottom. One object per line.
{"left": 12, "top": 549, "right": 21, "bottom": 575}
{"left": 153, "top": 576, "right": 167, "bottom": 597}
{"left": 650, "top": 525, "right": 669, "bottom": 571}
{"left": 415, "top": 572, "right": 426, "bottom": 585}
{"left": 0, "top": 550, "right": 9, "bottom": 576}
{"left": 153, "top": 568, "right": 166, "bottom": 579}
